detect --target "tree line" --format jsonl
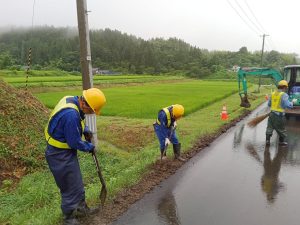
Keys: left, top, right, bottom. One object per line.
{"left": 0, "top": 26, "right": 298, "bottom": 77}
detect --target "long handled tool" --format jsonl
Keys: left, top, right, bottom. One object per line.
{"left": 247, "top": 112, "right": 270, "bottom": 128}
{"left": 84, "top": 132, "right": 107, "bottom": 206}
{"left": 161, "top": 126, "right": 176, "bottom": 160}
{"left": 91, "top": 150, "right": 107, "bottom": 206}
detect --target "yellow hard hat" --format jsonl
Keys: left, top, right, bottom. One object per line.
{"left": 278, "top": 80, "right": 288, "bottom": 87}
{"left": 82, "top": 88, "right": 106, "bottom": 115}
{"left": 172, "top": 104, "right": 184, "bottom": 119}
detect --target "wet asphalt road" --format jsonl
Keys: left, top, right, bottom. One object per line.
{"left": 112, "top": 103, "right": 300, "bottom": 225}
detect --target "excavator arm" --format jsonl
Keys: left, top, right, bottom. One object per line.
{"left": 238, "top": 67, "right": 283, "bottom": 108}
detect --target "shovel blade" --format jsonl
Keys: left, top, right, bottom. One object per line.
{"left": 92, "top": 152, "right": 108, "bottom": 206}
{"left": 100, "top": 186, "right": 107, "bottom": 206}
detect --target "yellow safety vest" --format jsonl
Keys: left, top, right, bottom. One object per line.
{"left": 44, "top": 96, "right": 85, "bottom": 149}
{"left": 271, "top": 91, "right": 284, "bottom": 113}
{"left": 156, "top": 106, "right": 172, "bottom": 127}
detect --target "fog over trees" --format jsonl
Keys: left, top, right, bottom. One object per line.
{"left": 0, "top": 26, "right": 297, "bottom": 77}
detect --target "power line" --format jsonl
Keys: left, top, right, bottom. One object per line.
{"left": 244, "top": 0, "right": 267, "bottom": 34}
{"left": 226, "top": 0, "right": 260, "bottom": 36}
{"left": 243, "top": 0, "right": 278, "bottom": 52}
{"left": 234, "top": 0, "right": 263, "bottom": 34}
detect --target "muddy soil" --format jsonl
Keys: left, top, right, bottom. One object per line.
{"left": 82, "top": 110, "right": 251, "bottom": 225}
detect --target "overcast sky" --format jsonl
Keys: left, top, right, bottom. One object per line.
{"left": 1, "top": 0, "right": 299, "bottom": 56}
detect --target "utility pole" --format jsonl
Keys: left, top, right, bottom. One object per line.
{"left": 76, "top": 0, "right": 98, "bottom": 146}
{"left": 76, "top": 0, "right": 93, "bottom": 89}
{"left": 260, "top": 34, "right": 269, "bottom": 67}
{"left": 258, "top": 34, "right": 269, "bottom": 91}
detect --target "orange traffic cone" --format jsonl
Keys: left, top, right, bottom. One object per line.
{"left": 265, "top": 94, "right": 269, "bottom": 101}
{"left": 220, "top": 104, "right": 229, "bottom": 120}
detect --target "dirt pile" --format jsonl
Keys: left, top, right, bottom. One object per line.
{"left": 0, "top": 80, "right": 49, "bottom": 184}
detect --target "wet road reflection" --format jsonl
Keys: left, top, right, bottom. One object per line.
{"left": 158, "top": 192, "right": 181, "bottom": 225}
{"left": 112, "top": 104, "right": 300, "bottom": 225}
{"left": 246, "top": 144, "right": 287, "bottom": 204}
{"left": 261, "top": 146, "right": 287, "bottom": 204}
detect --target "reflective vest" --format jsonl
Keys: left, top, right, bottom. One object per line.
{"left": 271, "top": 91, "right": 284, "bottom": 113}
{"left": 45, "top": 96, "right": 85, "bottom": 149}
{"left": 156, "top": 106, "right": 172, "bottom": 127}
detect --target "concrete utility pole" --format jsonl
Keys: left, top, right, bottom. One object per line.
{"left": 76, "top": 0, "right": 98, "bottom": 146}
{"left": 260, "top": 34, "right": 269, "bottom": 67}
{"left": 258, "top": 34, "right": 269, "bottom": 90}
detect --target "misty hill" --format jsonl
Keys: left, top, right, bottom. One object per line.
{"left": 0, "top": 26, "right": 297, "bottom": 76}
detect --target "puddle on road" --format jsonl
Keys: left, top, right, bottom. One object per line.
{"left": 112, "top": 105, "right": 300, "bottom": 225}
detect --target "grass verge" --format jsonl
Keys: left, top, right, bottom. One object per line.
{"left": 0, "top": 84, "right": 269, "bottom": 225}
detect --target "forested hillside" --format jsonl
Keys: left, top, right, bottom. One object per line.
{"left": 0, "top": 26, "right": 297, "bottom": 76}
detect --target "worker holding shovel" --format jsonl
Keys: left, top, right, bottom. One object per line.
{"left": 265, "top": 80, "right": 293, "bottom": 146}
{"left": 44, "top": 88, "right": 106, "bottom": 225}
{"left": 153, "top": 104, "right": 186, "bottom": 162}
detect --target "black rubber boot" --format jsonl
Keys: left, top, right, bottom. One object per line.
{"left": 266, "top": 135, "right": 271, "bottom": 146}
{"left": 173, "top": 143, "right": 186, "bottom": 162}
{"left": 279, "top": 137, "right": 288, "bottom": 146}
{"left": 73, "top": 200, "right": 99, "bottom": 218}
{"left": 63, "top": 212, "right": 80, "bottom": 225}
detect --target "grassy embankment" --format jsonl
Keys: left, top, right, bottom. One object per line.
{"left": 0, "top": 71, "right": 270, "bottom": 225}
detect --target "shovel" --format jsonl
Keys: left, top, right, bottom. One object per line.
{"left": 91, "top": 150, "right": 107, "bottom": 207}
{"left": 161, "top": 126, "right": 176, "bottom": 160}
{"left": 84, "top": 132, "right": 107, "bottom": 206}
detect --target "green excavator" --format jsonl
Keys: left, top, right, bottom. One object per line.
{"left": 238, "top": 65, "right": 300, "bottom": 115}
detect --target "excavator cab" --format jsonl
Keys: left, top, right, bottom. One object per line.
{"left": 283, "top": 65, "right": 300, "bottom": 107}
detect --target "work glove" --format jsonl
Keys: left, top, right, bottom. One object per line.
{"left": 173, "top": 121, "right": 177, "bottom": 129}
{"left": 165, "top": 138, "right": 171, "bottom": 147}
{"left": 89, "top": 146, "right": 95, "bottom": 154}
{"left": 292, "top": 99, "right": 297, "bottom": 105}
{"left": 84, "top": 131, "right": 93, "bottom": 143}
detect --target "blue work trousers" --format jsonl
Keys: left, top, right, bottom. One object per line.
{"left": 153, "top": 124, "right": 179, "bottom": 153}
{"left": 45, "top": 145, "right": 85, "bottom": 214}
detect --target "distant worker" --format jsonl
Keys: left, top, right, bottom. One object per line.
{"left": 266, "top": 80, "right": 294, "bottom": 146}
{"left": 45, "top": 88, "right": 106, "bottom": 225}
{"left": 153, "top": 104, "right": 186, "bottom": 162}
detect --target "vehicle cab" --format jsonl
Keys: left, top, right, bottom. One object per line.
{"left": 283, "top": 65, "right": 300, "bottom": 115}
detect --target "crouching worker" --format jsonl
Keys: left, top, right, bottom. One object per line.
{"left": 153, "top": 104, "right": 186, "bottom": 162}
{"left": 44, "top": 88, "right": 106, "bottom": 225}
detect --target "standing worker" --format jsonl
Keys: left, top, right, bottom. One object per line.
{"left": 266, "top": 80, "right": 294, "bottom": 146}
{"left": 45, "top": 88, "right": 106, "bottom": 225}
{"left": 153, "top": 104, "right": 186, "bottom": 162}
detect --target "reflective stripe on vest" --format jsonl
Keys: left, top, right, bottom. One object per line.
{"left": 156, "top": 106, "right": 171, "bottom": 127}
{"left": 271, "top": 91, "right": 284, "bottom": 113}
{"left": 44, "top": 96, "right": 85, "bottom": 149}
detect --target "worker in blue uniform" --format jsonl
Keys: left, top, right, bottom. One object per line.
{"left": 153, "top": 104, "right": 186, "bottom": 162}
{"left": 266, "top": 80, "right": 294, "bottom": 146}
{"left": 45, "top": 88, "right": 106, "bottom": 225}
